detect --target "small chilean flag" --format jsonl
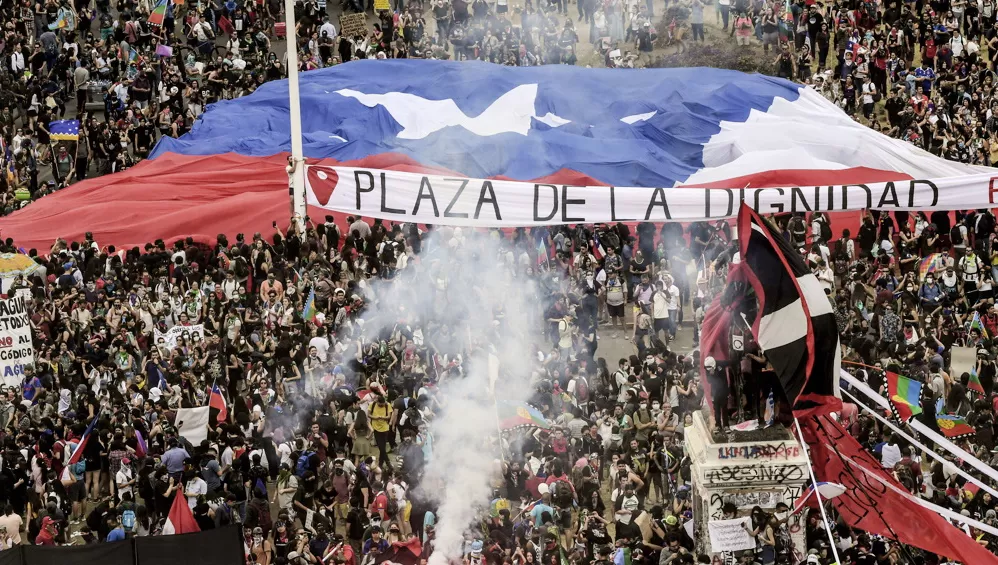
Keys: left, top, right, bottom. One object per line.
{"left": 162, "top": 490, "right": 200, "bottom": 535}
{"left": 67, "top": 411, "right": 100, "bottom": 466}
{"left": 208, "top": 384, "right": 228, "bottom": 421}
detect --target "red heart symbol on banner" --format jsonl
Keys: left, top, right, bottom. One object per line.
{"left": 306, "top": 166, "right": 339, "bottom": 206}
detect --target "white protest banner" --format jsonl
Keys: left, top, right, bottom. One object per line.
{"left": 175, "top": 406, "right": 211, "bottom": 446}
{"left": 951, "top": 346, "right": 977, "bottom": 380}
{"left": 305, "top": 165, "right": 998, "bottom": 227}
{"left": 0, "top": 297, "right": 34, "bottom": 388}
{"left": 154, "top": 324, "right": 205, "bottom": 350}
{"left": 707, "top": 518, "right": 754, "bottom": 552}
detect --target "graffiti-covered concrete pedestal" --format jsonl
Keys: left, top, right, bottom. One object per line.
{"left": 685, "top": 412, "right": 810, "bottom": 564}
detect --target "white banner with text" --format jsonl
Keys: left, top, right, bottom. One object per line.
{"left": 305, "top": 166, "right": 998, "bottom": 226}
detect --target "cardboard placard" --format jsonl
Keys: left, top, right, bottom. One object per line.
{"left": 339, "top": 13, "right": 367, "bottom": 38}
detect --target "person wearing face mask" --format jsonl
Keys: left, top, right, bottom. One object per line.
{"left": 632, "top": 396, "right": 654, "bottom": 446}
{"left": 919, "top": 274, "right": 943, "bottom": 310}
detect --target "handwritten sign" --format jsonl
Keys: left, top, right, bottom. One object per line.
{"left": 339, "top": 13, "right": 367, "bottom": 38}
{"left": 373, "top": 0, "right": 389, "bottom": 11}
{"left": 707, "top": 518, "right": 754, "bottom": 552}
{"left": 0, "top": 297, "right": 34, "bottom": 388}
{"left": 154, "top": 324, "right": 205, "bottom": 350}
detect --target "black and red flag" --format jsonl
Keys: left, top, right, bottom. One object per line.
{"left": 736, "top": 204, "right": 842, "bottom": 416}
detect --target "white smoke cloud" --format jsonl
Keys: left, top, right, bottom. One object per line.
{"left": 341, "top": 227, "right": 545, "bottom": 565}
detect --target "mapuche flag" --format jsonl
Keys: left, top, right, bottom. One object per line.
{"left": 735, "top": 204, "right": 841, "bottom": 416}
{"left": 886, "top": 371, "right": 923, "bottom": 423}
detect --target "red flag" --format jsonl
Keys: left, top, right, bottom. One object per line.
{"left": 801, "top": 415, "right": 998, "bottom": 565}
{"left": 162, "top": 490, "right": 200, "bottom": 535}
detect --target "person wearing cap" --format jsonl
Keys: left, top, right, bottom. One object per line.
{"left": 35, "top": 516, "right": 57, "bottom": 546}
{"left": 115, "top": 457, "right": 135, "bottom": 501}
{"left": 363, "top": 527, "right": 389, "bottom": 556}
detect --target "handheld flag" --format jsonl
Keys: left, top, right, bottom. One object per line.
{"left": 536, "top": 239, "right": 548, "bottom": 265}
{"left": 66, "top": 411, "right": 100, "bottom": 466}
{"left": 591, "top": 232, "right": 606, "bottom": 261}
{"left": 936, "top": 414, "right": 976, "bottom": 440}
{"left": 791, "top": 481, "right": 846, "bottom": 513}
{"left": 971, "top": 311, "right": 989, "bottom": 339}
{"left": 886, "top": 371, "right": 923, "bottom": 423}
{"left": 208, "top": 383, "right": 228, "bottom": 421}
{"left": 302, "top": 286, "right": 317, "bottom": 322}
{"left": 135, "top": 428, "right": 148, "bottom": 458}
{"left": 162, "top": 489, "right": 200, "bottom": 535}
{"left": 918, "top": 253, "right": 944, "bottom": 281}
{"left": 49, "top": 120, "right": 80, "bottom": 142}
{"left": 496, "top": 400, "right": 550, "bottom": 430}
{"left": 969, "top": 367, "right": 985, "bottom": 396}
{"left": 148, "top": 0, "right": 168, "bottom": 27}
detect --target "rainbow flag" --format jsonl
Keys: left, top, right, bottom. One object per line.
{"left": 496, "top": 400, "right": 550, "bottom": 430}
{"left": 936, "top": 414, "right": 976, "bottom": 439}
{"left": 148, "top": 0, "right": 168, "bottom": 27}
{"left": 969, "top": 367, "right": 985, "bottom": 396}
{"left": 918, "top": 253, "right": 944, "bottom": 281}
{"left": 971, "top": 311, "right": 990, "bottom": 339}
{"left": 302, "top": 286, "right": 316, "bottom": 322}
{"left": 887, "top": 371, "right": 922, "bottom": 423}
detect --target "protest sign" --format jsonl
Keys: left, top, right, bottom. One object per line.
{"left": 0, "top": 297, "right": 34, "bottom": 388}
{"left": 339, "top": 13, "right": 367, "bottom": 37}
{"left": 154, "top": 324, "right": 205, "bottom": 350}
{"left": 707, "top": 518, "right": 754, "bottom": 552}
{"left": 175, "top": 406, "right": 210, "bottom": 446}
{"left": 305, "top": 165, "right": 998, "bottom": 227}
{"left": 951, "top": 346, "right": 977, "bottom": 380}
{"left": 373, "top": 0, "right": 389, "bottom": 10}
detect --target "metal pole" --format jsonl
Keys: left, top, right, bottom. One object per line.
{"left": 284, "top": 0, "right": 307, "bottom": 224}
{"left": 794, "top": 418, "right": 843, "bottom": 565}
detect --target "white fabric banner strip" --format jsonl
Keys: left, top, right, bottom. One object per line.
{"left": 840, "top": 370, "right": 998, "bottom": 488}
{"left": 305, "top": 166, "right": 998, "bottom": 226}
{"left": 839, "top": 387, "right": 998, "bottom": 499}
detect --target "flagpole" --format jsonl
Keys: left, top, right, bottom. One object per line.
{"left": 794, "top": 418, "right": 843, "bottom": 565}
{"left": 284, "top": 0, "right": 307, "bottom": 226}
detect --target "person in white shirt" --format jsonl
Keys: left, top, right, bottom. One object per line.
{"left": 815, "top": 259, "right": 835, "bottom": 292}
{"left": 116, "top": 458, "right": 135, "bottom": 501}
{"left": 880, "top": 431, "right": 902, "bottom": 469}
{"left": 10, "top": 46, "right": 25, "bottom": 75}
{"left": 185, "top": 474, "right": 208, "bottom": 509}
{"left": 663, "top": 274, "right": 681, "bottom": 338}
{"left": 319, "top": 17, "right": 337, "bottom": 42}
{"left": 309, "top": 330, "right": 331, "bottom": 361}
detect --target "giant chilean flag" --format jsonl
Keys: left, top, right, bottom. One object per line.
{"left": 0, "top": 60, "right": 987, "bottom": 249}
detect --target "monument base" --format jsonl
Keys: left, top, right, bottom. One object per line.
{"left": 685, "top": 412, "right": 810, "bottom": 564}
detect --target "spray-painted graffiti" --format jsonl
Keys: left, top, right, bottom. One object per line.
{"left": 704, "top": 465, "right": 805, "bottom": 485}
{"left": 716, "top": 442, "right": 802, "bottom": 461}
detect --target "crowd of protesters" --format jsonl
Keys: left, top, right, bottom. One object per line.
{"left": 3, "top": 0, "right": 998, "bottom": 206}
{"left": 0, "top": 203, "right": 987, "bottom": 565}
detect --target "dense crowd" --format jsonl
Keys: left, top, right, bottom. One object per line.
{"left": 3, "top": 0, "right": 998, "bottom": 564}
{"left": 0, "top": 203, "right": 982, "bottom": 565}
{"left": 5, "top": 0, "right": 998, "bottom": 212}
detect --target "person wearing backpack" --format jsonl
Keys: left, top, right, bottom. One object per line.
{"left": 811, "top": 211, "right": 832, "bottom": 245}
{"left": 787, "top": 213, "right": 808, "bottom": 248}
